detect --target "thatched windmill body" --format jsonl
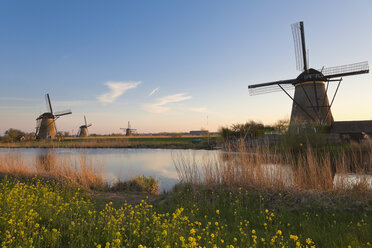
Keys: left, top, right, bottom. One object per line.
{"left": 77, "top": 116, "right": 92, "bottom": 137}
{"left": 36, "top": 94, "right": 72, "bottom": 139}
{"left": 248, "top": 22, "right": 369, "bottom": 131}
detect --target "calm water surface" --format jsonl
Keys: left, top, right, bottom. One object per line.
{"left": 1, "top": 148, "right": 371, "bottom": 191}
{"left": 0, "top": 148, "right": 219, "bottom": 191}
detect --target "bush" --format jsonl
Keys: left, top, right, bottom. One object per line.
{"left": 1, "top": 128, "right": 25, "bottom": 142}
{"left": 111, "top": 176, "right": 159, "bottom": 195}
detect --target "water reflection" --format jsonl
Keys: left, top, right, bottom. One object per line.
{"left": 0, "top": 148, "right": 216, "bottom": 191}
{"left": 0, "top": 148, "right": 371, "bottom": 191}
{"left": 35, "top": 149, "right": 55, "bottom": 173}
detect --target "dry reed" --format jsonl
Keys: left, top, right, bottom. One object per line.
{"left": 0, "top": 151, "right": 107, "bottom": 190}
{"left": 174, "top": 140, "right": 372, "bottom": 192}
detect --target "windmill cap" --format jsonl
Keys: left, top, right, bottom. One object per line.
{"left": 295, "top": 68, "right": 324, "bottom": 84}
{"left": 36, "top": 112, "right": 55, "bottom": 120}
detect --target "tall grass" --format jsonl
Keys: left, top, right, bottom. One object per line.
{"left": 0, "top": 151, "right": 160, "bottom": 194}
{"left": 174, "top": 140, "right": 372, "bottom": 192}
{"left": 0, "top": 151, "right": 106, "bottom": 190}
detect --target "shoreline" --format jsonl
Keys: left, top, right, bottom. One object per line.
{"left": 0, "top": 136, "right": 221, "bottom": 150}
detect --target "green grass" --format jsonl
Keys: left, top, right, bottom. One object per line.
{"left": 158, "top": 184, "right": 372, "bottom": 248}
{"left": 111, "top": 176, "right": 159, "bottom": 195}
{"left": 0, "top": 177, "right": 371, "bottom": 247}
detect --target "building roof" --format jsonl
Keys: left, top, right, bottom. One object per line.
{"left": 331, "top": 121, "right": 372, "bottom": 134}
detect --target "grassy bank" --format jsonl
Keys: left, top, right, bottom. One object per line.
{"left": 0, "top": 178, "right": 371, "bottom": 247}
{"left": 0, "top": 146, "right": 371, "bottom": 247}
{"left": 0, "top": 136, "right": 220, "bottom": 150}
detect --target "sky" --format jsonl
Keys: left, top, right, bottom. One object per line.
{"left": 0, "top": 0, "right": 371, "bottom": 135}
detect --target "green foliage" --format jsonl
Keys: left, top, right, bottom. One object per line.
{"left": 281, "top": 125, "right": 332, "bottom": 151}
{"left": 160, "top": 184, "right": 372, "bottom": 248}
{"left": 0, "top": 178, "right": 370, "bottom": 247}
{"left": 273, "top": 119, "right": 290, "bottom": 132}
{"left": 1, "top": 128, "right": 25, "bottom": 142}
{"left": 219, "top": 120, "right": 276, "bottom": 141}
{"left": 111, "top": 176, "right": 159, "bottom": 195}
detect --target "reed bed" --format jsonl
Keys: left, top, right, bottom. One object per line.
{"left": 0, "top": 151, "right": 107, "bottom": 190}
{"left": 174, "top": 140, "right": 372, "bottom": 192}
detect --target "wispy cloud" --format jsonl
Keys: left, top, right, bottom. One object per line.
{"left": 184, "top": 107, "right": 207, "bottom": 113}
{"left": 148, "top": 87, "right": 159, "bottom": 96}
{"left": 97, "top": 81, "right": 141, "bottom": 103}
{"left": 142, "top": 93, "right": 192, "bottom": 113}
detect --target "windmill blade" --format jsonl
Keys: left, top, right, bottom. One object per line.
{"left": 249, "top": 84, "right": 295, "bottom": 96}
{"left": 248, "top": 79, "right": 296, "bottom": 95}
{"left": 321, "top": 61, "right": 369, "bottom": 79}
{"left": 87, "top": 124, "right": 92, "bottom": 128}
{"left": 54, "top": 109, "right": 72, "bottom": 117}
{"left": 45, "top": 94, "right": 53, "bottom": 114}
{"left": 84, "top": 116, "right": 87, "bottom": 126}
{"left": 291, "top": 21, "right": 308, "bottom": 71}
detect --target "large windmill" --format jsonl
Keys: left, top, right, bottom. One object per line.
{"left": 36, "top": 94, "right": 72, "bottom": 139}
{"left": 77, "top": 116, "right": 92, "bottom": 137}
{"left": 248, "top": 21, "right": 369, "bottom": 130}
{"left": 120, "top": 121, "right": 136, "bottom": 136}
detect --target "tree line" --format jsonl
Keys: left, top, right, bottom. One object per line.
{"left": 219, "top": 119, "right": 289, "bottom": 141}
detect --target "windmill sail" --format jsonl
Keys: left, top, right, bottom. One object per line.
{"left": 321, "top": 61, "right": 369, "bottom": 79}
{"left": 45, "top": 94, "right": 53, "bottom": 114}
{"left": 291, "top": 22, "right": 308, "bottom": 72}
{"left": 84, "top": 116, "right": 92, "bottom": 127}
{"left": 54, "top": 109, "right": 72, "bottom": 117}
{"left": 248, "top": 79, "right": 295, "bottom": 95}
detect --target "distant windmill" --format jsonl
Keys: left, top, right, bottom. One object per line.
{"left": 77, "top": 116, "right": 92, "bottom": 137}
{"left": 120, "top": 121, "right": 136, "bottom": 136}
{"left": 248, "top": 21, "right": 369, "bottom": 130}
{"left": 36, "top": 94, "right": 72, "bottom": 139}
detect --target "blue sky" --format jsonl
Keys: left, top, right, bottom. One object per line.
{"left": 0, "top": 0, "right": 371, "bottom": 134}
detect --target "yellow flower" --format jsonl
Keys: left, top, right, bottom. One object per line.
{"left": 216, "top": 210, "right": 220, "bottom": 215}
{"left": 290, "top": 234, "right": 298, "bottom": 241}
{"left": 306, "top": 238, "right": 313, "bottom": 244}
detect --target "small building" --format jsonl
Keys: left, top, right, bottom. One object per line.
{"left": 330, "top": 121, "right": 372, "bottom": 142}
